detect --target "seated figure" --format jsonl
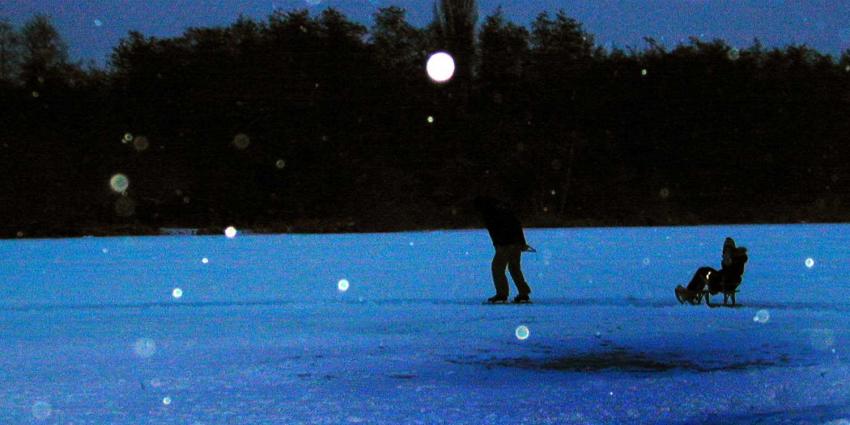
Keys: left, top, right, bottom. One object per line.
{"left": 676, "top": 237, "right": 748, "bottom": 306}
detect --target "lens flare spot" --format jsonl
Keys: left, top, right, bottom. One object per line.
{"left": 275, "top": 159, "right": 286, "bottom": 169}
{"left": 224, "top": 226, "right": 237, "bottom": 238}
{"left": 162, "top": 397, "right": 172, "bottom": 406}
{"left": 31, "top": 401, "right": 52, "bottom": 420}
{"left": 133, "top": 338, "right": 156, "bottom": 358}
{"left": 753, "top": 309, "right": 770, "bottom": 324}
{"left": 123, "top": 132, "right": 134, "bottom": 143}
{"left": 233, "top": 133, "right": 250, "bottom": 150}
{"left": 426, "top": 51, "right": 455, "bottom": 83}
{"left": 338, "top": 279, "right": 350, "bottom": 292}
{"left": 202, "top": 257, "right": 209, "bottom": 264}
{"left": 805, "top": 258, "right": 815, "bottom": 268}
{"left": 515, "top": 325, "right": 530, "bottom": 340}
{"left": 133, "top": 136, "right": 150, "bottom": 151}
{"left": 94, "top": 19, "right": 103, "bottom": 27}
{"left": 727, "top": 48, "right": 740, "bottom": 60}
{"left": 110, "top": 174, "right": 130, "bottom": 193}
{"left": 172, "top": 288, "right": 183, "bottom": 299}
{"left": 427, "top": 115, "right": 434, "bottom": 124}
{"left": 641, "top": 68, "right": 648, "bottom": 76}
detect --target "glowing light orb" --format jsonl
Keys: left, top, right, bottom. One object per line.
{"left": 110, "top": 174, "right": 130, "bottom": 192}
{"left": 31, "top": 401, "right": 52, "bottom": 420}
{"left": 172, "top": 288, "right": 183, "bottom": 299}
{"left": 32, "top": 91, "right": 39, "bottom": 98}
{"left": 338, "top": 279, "right": 350, "bottom": 292}
{"left": 162, "top": 397, "right": 172, "bottom": 405}
{"left": 550, "top": 190, "right": 556, "bottom": 196}
{"left": 426, "top": 52, "right": 455, "bottom": 83}
{"left": 641, "top": 68, "right": 648, "bottom": 76}
{"left": 515, "top": 325, "right": 530, "bottom": 340}
{"left": 123, "top": 132, "right": 134, "bottom": 143}
{"left": 16, "top": 231, "right": 24, "bottom": 237}
{"left": 224, "top": 226, "right": 237, "bottom": 238}
{"left": 642, "top": 258, "right": 650, "bottom": 266}
{"left": 427, "top": 115, "right": 434, "bottom": 124}
{"left": 202, "top": 257, "right": 209, "bottom": 264}
{"left": 845, "top": 65, "right": 850, "bottom": 72}
{"left": 275, "top": 159, "right": 286, "bottom": 169}
{"left": 409, "top": 241, "right": 415, "bottom": 246}
{"left": 102, "top": 248, "right": 109, "bottom": 254}
{"left": 728, "top": 48, "right": 740, "bottom": 60}
{"left": 133, "top": 136, "right": 149, "bottom": 151}
{"left": 94, "top": 19, "right": 103, "bottom": 27}
{"left": 659, "top": 187, "right": 670, "bottom": 199}
{"left": 805, "top": 258, "right": 815, "bottom": 268}
{"left": 233, "top": 133, "right": 250, "bottom": 150}
{"left": 753, "top": 309, "right": 770, "bottom": 324}
{"left": 133, "top": 337, "right": 156, "bottom": 358}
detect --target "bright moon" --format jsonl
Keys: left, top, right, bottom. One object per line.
{"left": 426, "top": 52, "right": 455, "bottom": 83}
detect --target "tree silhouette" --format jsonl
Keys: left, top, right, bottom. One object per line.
{"left": 433, "top": 0, "right": 478, "bottom": 96}
{"left": 0, "top": 19, "right": 21, "bottom": 83}
{"left": 2, "top": 8, "right": 850, "bottom": 236}
{"left": 19, "top": 15, "right": 69, "bottom": 87}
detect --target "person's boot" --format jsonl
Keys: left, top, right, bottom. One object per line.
{"left": 512, "top": 293, "right": 531, "bottom": 304}
{"left": 486, "top": 294, "right": 508, "bottom": 304}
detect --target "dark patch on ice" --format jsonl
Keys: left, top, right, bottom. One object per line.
{"left": 459, "top": 349, "right": 792, "bottom": 374}
{"left": 389, "top": 373, "right": 417, "bottom": 379}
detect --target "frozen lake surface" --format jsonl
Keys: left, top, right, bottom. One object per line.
{"left": 1, "top": 224, "right": 849, "bottom": 424}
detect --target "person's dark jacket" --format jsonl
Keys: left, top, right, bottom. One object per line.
{"left": 721, "top": 247, "right": 748, "bottom": 287}
{"left": 707, "top": 239, "right": 748, "bottom": 294}
{"left": 474, "top": 197, "right": 527, "bottom": 246}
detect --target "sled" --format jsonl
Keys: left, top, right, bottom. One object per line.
{"left": 675, "top": 285, "right": 706, "bottom": 305}
{"left": 676, "top": 286, "right": 741, "bottom": 307}
{"left": 705, "top": 289, "right": 740, "bottom": 307}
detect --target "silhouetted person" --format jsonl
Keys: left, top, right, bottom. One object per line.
{"left": 474, "top": 197, "right": 533, "bottom": 303}
{"left": 678, "top": 237, "right": 748, "bottom": 304}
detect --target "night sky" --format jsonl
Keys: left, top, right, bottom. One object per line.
{"left": 2, "top": 0, "right": 849, "bottom": 67}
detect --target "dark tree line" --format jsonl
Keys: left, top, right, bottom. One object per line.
{"left": 1, "top": 8, "right": 850, "bottom": 237}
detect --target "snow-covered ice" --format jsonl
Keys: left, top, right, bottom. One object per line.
{"left": 1, "top": 224, "right": 849, "bottom": 424}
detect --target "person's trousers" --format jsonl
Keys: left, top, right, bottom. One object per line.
{"left": 492, "top": 244, "right": 531, "bottom": 297}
